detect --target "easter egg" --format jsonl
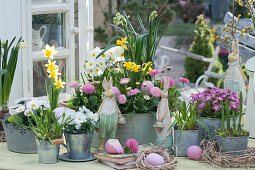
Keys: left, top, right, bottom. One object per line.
{"left": 146, "top": 153, "right": 165, "bottom": 166}
{"left": 186, "top": 145, "right": 203, "bottom": 160}
{"left": 105, "top": 139, "right": 124, "bottom": 154}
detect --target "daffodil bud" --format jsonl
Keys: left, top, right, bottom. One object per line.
{"left": 149, "top": 11, "right": 158, "bottom": 22}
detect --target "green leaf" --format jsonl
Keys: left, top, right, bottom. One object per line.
{"left": 134, "top": 33, "right": 148, "bottom": 64}
{"left": 124, "top": 146, "right": 131, "bottom": 154}
{"left": 96, "top": 44, "right": 117, "bottom": 59}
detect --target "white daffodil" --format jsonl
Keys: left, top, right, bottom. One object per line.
{"left": 89, "top": 47, "right": 101, "bottom": 59}
{"left": 19, "top": 41, "right": 27, "bottom": 49}
{"left": 15, "top": 105, "right": 25, "bottom": 113}
{"left": 42, "top": 44, "right": 57, "bottom": 60}
{"left": 24, "top": 109, "right": 33, "bottom": 117}
{"left": 115, "top": 46, "right": 125, "bottom": 62}
{"left": 26, "top": 100, "right": 40, "bottom": 110}
{"left": 144, "top": 95, "right": 150, "bottom": 100}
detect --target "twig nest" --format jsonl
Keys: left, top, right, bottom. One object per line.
{"left": 186, "top": 145, "right": 203, "bottom": 160}
{"left": 136, "top": 146, "right": 177, "bottom": 170}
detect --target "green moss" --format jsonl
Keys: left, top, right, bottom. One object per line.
{"left": 216, "top": 129, "right": 249, "bottom": 137}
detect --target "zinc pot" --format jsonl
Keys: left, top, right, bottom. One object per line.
{"left": 36, "top": 138, "right": 59, "bottom": 164}
{"left": 174, "top": 126, "right": 199, "bottom": 157}
{"left": 92, "top": 113, "right": 157, "bottom": 147}
{"left": 3, "top": 121, "right": 37, "bottom": 153}
{"left": 215, "top": 135, "right": 249, "bottom": 152}
{"left": 198, "top": 117, "right": 239, "bottom": 142}
{"left": 64, "top": 132, "right": 93, "bottom": 160}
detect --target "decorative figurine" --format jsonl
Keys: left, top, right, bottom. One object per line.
{"left": 244, "top": 56, "right": 255, "bottom": 138}
{"left": 154, "top": 77, "right": 172, "bottom": 148}
{"left": 97, "top": 77, "right": 126, "bottom": 151}
{"left": 224, "top": 39, "right": 247, "bottom": 99}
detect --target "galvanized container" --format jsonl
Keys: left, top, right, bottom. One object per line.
{"left": 64, "top": 132, "right": 92, "bottom": 160}
{"left": 36, "top": 138, "right": 59, "bottom": 164}
{"left": 215, "top": 135, "right": 249, "bottom": 152}
{"left": 198, "top": 117, "right": 239, "bottom": 142}
{"left": 92, "top": 113, "right": 157, "bottom": 147}
{"left": 174, "top": 127, "right": 199, "bottom": 157}
{"left": 3, "top": 121, "right": 37, "bottom": 153}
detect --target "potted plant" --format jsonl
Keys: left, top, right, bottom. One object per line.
{"left": 3, "top": 98, "right": 49, "bottom": 153}
{"left": 55, "top": 106, "right": 98, "bottom": 160}
{"left": 191, "top": 88, "right": 242, "bottom": 141}
{"left": 215, "top": 92, "right": 249, "bottom": 152}
{"left": 170, "top": 101, "right": 210, "bottom": 157}
{"left": 27, "top": 105, "right": 70, "bottom": 164}
{"left": 0, "top": 37, "right": 24, "bottom": 141}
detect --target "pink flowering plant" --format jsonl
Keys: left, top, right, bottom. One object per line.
{"left": 190, "top": 88, "right": 245, "bottom": 118}
{"left": 68, "top": 80, "right": 103, "bottom": 113}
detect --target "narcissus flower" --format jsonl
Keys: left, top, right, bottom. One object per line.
{"left": 123, "top": 62, "right": 133, "bottom": 70}
{"left": 55, "top": 78, "right": 66, "bottom": 89}
{"left": 45, "top": 59, "right": 58, "bottom": 73}
{"left": 42, "top": 44, "right": 57, "bottom": 60}
{"left": 116, "top": 37, "right": 127, "bottom": 49}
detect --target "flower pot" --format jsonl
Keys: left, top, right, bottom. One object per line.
{"left": 64, "top": 132, "right": 93, "bottom": 160}
{"left": 92, "top": 113, "right": 157, "bottom": 147}
{"left": 174, "top": 127, "right": 199, "bottom": 157}
{"left": 36, "top": 138, "right": 59, "bottom": 164}
{"left": 198, "top": 117, "right": 239, "bottom": 142}
{"left": 215, "top": 135, "right": 249, "bottom": 152}
{"left": 3, "top": 121, "right": 37, "bottom": 153}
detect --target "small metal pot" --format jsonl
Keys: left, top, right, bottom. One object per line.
{"left": 64, "top": 132, "right": 93, "bottom": 160}
{"left": 36, "top": 138, "right": 59, "bottom": 164}
{"left": 3, "top": 121, "right": 37, "bottom": 153}
{"left": 174, "top": 126, "right": 199, "bottom": 157}
{"left": 215, "top": 135, "right": 249, "bottom": 152}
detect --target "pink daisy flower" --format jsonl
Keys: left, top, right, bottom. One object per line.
{"left": 112, "top": 86, "right": 121, "bottom": 98}
{"left": 140, "top": 81, "right": 154, "bottom": 93}
{"left": 161, "top": 77, "right": 175, "bottom": 88}
{"left": 120, "top": 78, "right": 131, "bottom": 85}
{"left": 82, "top": 84, "right": 95, "bottom": 94}
{"left": 178, "top": 78, "right": 190, "bottom": 84}
{"left": 118, "top": 94, "right": 127, "bottom": 104}
{"left": 149, "top": 70, "right": 160, "bottom": 76}
{"left": 125, "top": 139, "right": 139, "bottom": 153}
{"left": 150, "top": 87, "right": 161, "bottom": 97}
{"left": 69, "top": 81, "right": 81, "bottom": 88}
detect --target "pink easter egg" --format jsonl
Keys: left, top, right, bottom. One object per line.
{"left": 146, "top": 153, "right": 165, "bottom": 166}
{"left": 186, "top": 145, "right": 203, "bottom": 160}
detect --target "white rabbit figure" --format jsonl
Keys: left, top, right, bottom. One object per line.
{"left": 224, "top": 39, "right": 247, "bottom": 99}
{"left": 153, "top": 76, "right": 172, "bottom": 138}
{"left": 97, "top": 77, "right": 126, "bottom": 151}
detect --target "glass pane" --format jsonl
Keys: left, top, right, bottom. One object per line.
{"left": 33, "top": 59, "right": 66, "bottom": 97}
{"left": 32, "top": 13, "right": 66, "bottom": 51}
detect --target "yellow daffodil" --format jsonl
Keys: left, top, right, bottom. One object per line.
{"left": 45, "top": 59, "right": 58, "bottom": 73}
{"left": 49, "top": 68, "right": 60, "bottom": 79}
{"left": 116, "top": 37, "right": 127, "bottom": 49}
{"left": 123, "top": 62, "right": 132, "bottom": 70}
{"left": 42, "top": 44, "right": 57, "bottom": 60}
{"left": 131, "top": 63, "right": 141, "bottom": 72}
{"left": 55, "top": 78, "right": 65, "bottom": 89}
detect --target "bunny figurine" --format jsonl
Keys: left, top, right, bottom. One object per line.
{"left": 224, "top": 39, "right": 247, "bottom": 99}
{"left": 153, "top": 76, "right": 172, "bottom": 138}
{"left": 97, "top": 77, "right": 126, "bottom": 151}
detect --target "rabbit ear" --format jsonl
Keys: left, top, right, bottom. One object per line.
{"left": 163, "top": 77, "right": 170, "bottom": 90}
{"left": 102, "top": 77, "right": 108, "bottom": 90}
{"left": 232, "top": 39, "right": 239, "bottom": 53}
{"left": 236, "top": 39, "right": 239, "bottom": 52}
{"left": 108, "top": 77, "right": 113, "bottom": 89}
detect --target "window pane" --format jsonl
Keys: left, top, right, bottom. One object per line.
{"left": 32, "top": 13, "right": 66, "bottom": 51}
{"left": 33, "top": 59, "right": 66, "bottom": 97}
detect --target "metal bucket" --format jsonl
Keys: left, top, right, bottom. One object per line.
{"left": 64, "top": 132, "right": 92, "bottom": 160}
{"left": 3, "top": 121, "right": 37, "bottom": 153}
{"left": 198, "top": 117, "right": 239, "bottom": 142}
{"left": 174, "top": 128, "right": 199, "bottom": 157}
{"left": 36, "top": 138, "right": 59, "bottom": 164}
{"left": 92, "top": 113, "right": 157, "bottom": 147}
{"left": 215, "top": 135, "right": 249, "bottom": 152}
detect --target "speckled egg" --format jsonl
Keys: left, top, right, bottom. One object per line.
{"left": 145, "top": 153, "right": 165, "bottom": 166}
{"left": 186, "top": 145, "right": 203, "bottom": 160}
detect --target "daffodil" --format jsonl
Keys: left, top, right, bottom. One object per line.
{"left": 45, "top": 59, "right": 58, "bottom": 73}
{"left": 116, "top": 37, "right": 127, "bottom": 49}
{"left": 55, "top": 78, "right": 66, "bottom": 89}
{"left": 123, "top": 62, "right": 132, "bottom": 70}
{"left": 131, "top": 63, "right": 141, "bottom": 72}
{"left": 42, "top": 44, "right": 57, "bottom": 60}
{"left": 49, "top": 68, "right": 60, "bottom": 79}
